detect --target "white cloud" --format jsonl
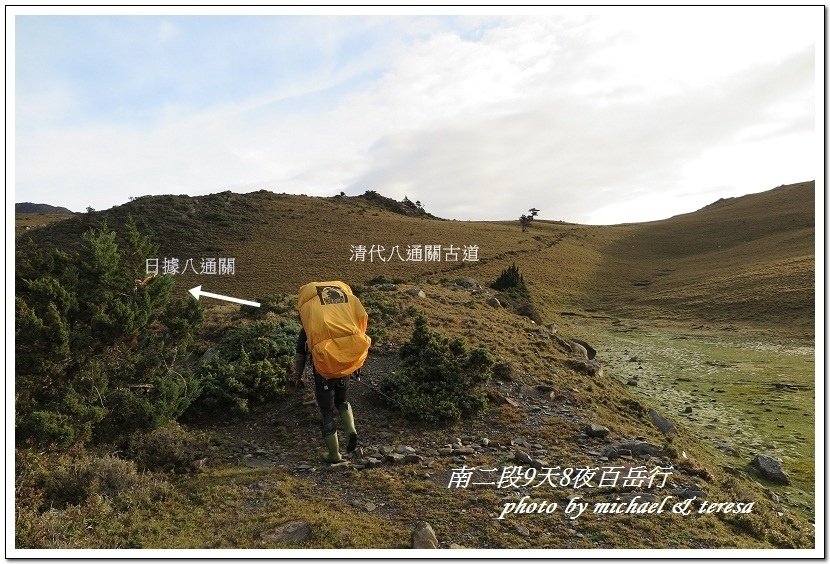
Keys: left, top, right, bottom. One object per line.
{"left": 14, "top": 12, "right": 819, "bottom": 222}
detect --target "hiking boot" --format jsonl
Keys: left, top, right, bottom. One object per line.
{"left": 338, "top": 402, "right": 358, "bottom": 453}
{"left": 322, "top": 432, "right": 342, "bottom": 463}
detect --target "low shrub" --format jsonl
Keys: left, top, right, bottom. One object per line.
{"left": 15, "top": 448, "right": 174, "bottom": 548}
{"left": 191, "top": 318, "right": 300, "bottom": 417}
{"left": 16, "top": 494, "right": 114, "bottom": 549}
{"left": 15, "top": 219, "right": 203, "bottom": 448}
{"left": 240, "top": 293, "right": 297, "bottom": 319}
{"left": 128, "top": 421, "right": 209, "bottom": 473}
{"left": 354, "top": 288, "right": 414, "bottom": 346}
{"left": 17, "top": 449, "right": 171, "bottom": 511}
{"left": 489, "top": 263, "right": 543, "bottom": 323}
{"left": 491, "top": 263, "right": 525, "bottom": 291}
{"left": 379, "top": 314, "right": 493, "bottom": 423}
{"left": 365, "top": 275, "right": 405, "bottom": 286}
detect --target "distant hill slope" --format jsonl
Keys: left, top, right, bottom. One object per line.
{"left": 17, "top": 182, "right": 815, "bottom": 338}
{"left": 16, "top": 202, "right": 74, "bottom": 214}
{"left": 527, "top": 181, "right": 815, "bottom": 338}
{"left": 18, "top": 189, "right": 570, "bottom": 293}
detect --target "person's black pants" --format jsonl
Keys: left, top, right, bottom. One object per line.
{"left": 314, "top": 373, "right": 348, "bottom": 437}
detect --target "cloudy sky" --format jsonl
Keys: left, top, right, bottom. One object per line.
{"left": 12, "top": 8, "right": 820, "bottom": 224}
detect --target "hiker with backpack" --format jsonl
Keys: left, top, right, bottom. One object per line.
{"left": 291, "top": 281, "right": 372, "bottom": 463}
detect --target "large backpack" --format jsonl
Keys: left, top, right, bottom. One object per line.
{"left": 297, "top": 281, "right": 371, "bottom": 379}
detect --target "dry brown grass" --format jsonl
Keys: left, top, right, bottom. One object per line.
{"left": 15, "top": 213, "right": 73, "bottom": 236}
{"left": 17, "top": 182, "right": 814, "bottom": 340}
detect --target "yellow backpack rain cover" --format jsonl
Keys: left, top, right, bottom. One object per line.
{"left": 297, "top": 281, "right": 371, "bottom": 379}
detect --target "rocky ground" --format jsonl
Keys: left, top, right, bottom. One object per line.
{"left": 189, "top": 346, "right": 801, "bottom": 549}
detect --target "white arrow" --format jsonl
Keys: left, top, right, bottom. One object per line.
{"left": 188, "top": 285, "right": 261, "bottom": 307}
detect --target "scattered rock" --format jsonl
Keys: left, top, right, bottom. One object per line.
{"left": 514, "top": 523, "right": 531, "bottom": 537}
{"left": 648, "top": 408, "right": 677, "bottom": 438}
{"left": 438, "top": 447, "right": 454, "bottom": 456}
{"left": 683, "top": 406, "right": 693, "bottom": 414}
{"left": 449, "top": 543, "right": 466, "bottom": 549}
{"left": 512, "top": 437, "right": 530, "bottom": 448}
{"left": 751, "top": 454, "right": 790, "bottom": 484}
{"left": 190, "top": 457, "right": 208, "bottom": 473}
{"left": 627, "top": 379, "right": 638, "bottom": 387}
{"left": 673, "top": 488, "right": 707, "bottom": 500}
{"left": 261, "top": 520, "right": 311, "bottom": 544}
{"left": 618, "top": 492, "right": 657, "bottom": 503}
{"left": 585, "top": 423, "right": 610, "bottom": 439}
{"left": 455, "top": 277, "right": 481, "bottom": 290}
{"left": 514, "top": 450, "right": 533, "bottom": 465}
{"left": 571, "top": 338, "right": 597, "bottom": 360}
{"left": 407, "top": 287, "right": 426, "bottom": 298}
{"left": 327, "top": 461, "right": 352, "bottom": 472}
{"left": 411, "top": 521, "right": 438, "bottom": 549}
{"left": 365, "top": 501, "right": 377, "bottom": 511}
{"left": 530, "top": 458, "right": 547, "bottom": 471}
{"left": 387, "top": 453, "right": 406, "bottom": 464}
{"left": 454, "top": 445, "right": 475, "bottom": 455}
{"left": 566, "top": 359, "right": 603, "bottom": 377}
{"left": 603, "top": 441, "right": 661, "bottom": 459}
{"left": 715, "top": 442, "right": 740, "bottom": 457}
{"left": 569, "top": 341, "right": 589, "bottom": 360}
{"left": 504, "top": 396, "right": 520, "bottom": 408}
{"left": 404, "top": 454, "right": 424, "bottom": 464}
{"left": 487, "top": 297, "right": 502, "bottom": 308}
{"left": 481, "top": 438, "right": 490, "bottom": 447}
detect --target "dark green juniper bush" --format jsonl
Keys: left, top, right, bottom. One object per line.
{"left": 379, "top": 314, "right": 494, "bottom": 423}
{"left": 16, "top": 218, "right": 202, "bottom": 448}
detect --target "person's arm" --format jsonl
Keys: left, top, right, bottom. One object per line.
{"left": 291, "top": 352, "right": 307, "bottom": 386}
{"left": 292, "top": 328, "right": 308, "bottom": 386}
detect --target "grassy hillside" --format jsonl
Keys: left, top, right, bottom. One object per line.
{"left": 15, "top": 212, "right": 74, "bottom": 237}
{"left": 17, "top": 181, "right": 815, "bottom": 339}
{"left": 16, "top": 203, "right": 74, "bottom": 214}
{"left": 14, "top": 182, "right": 816, "bottom": 550}
{"left": 579, "top": 181, "right": 814, "bottom": 338}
